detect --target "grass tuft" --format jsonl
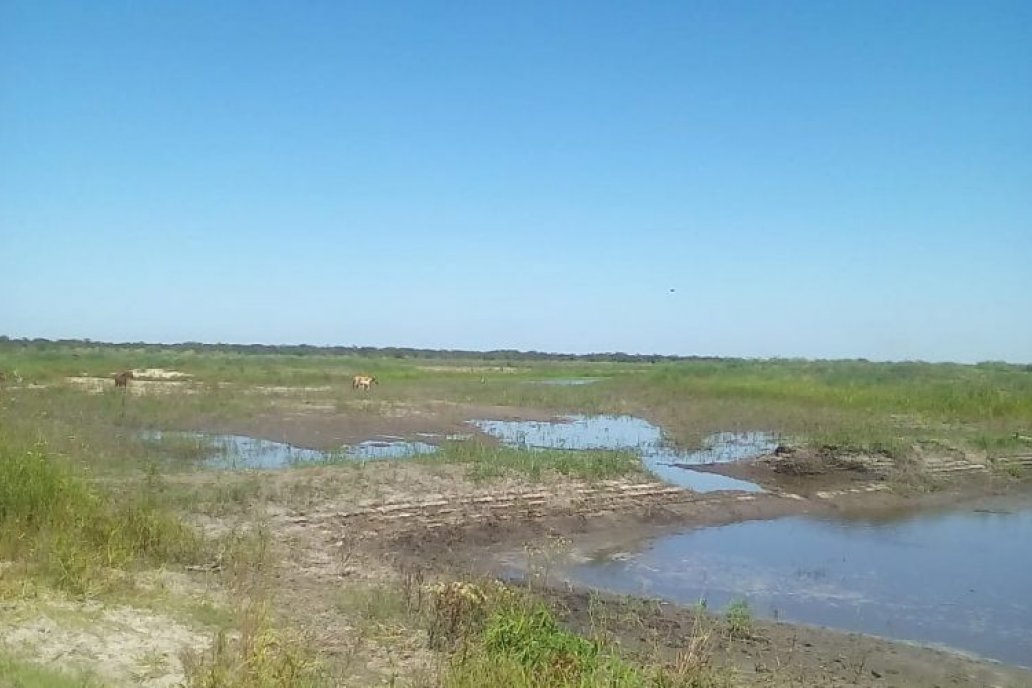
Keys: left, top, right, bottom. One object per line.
{"left": 432, "top": 582, "right": 732, "bottom": 688}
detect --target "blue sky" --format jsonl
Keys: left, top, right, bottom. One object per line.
{"left": 2, "top": 1, "right": 1030, "bottom": 362}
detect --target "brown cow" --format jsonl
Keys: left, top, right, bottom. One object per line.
{"left": 114, "top": 370, "right": 135, "bottom": 388}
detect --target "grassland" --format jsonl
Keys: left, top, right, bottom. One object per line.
{"left": 1, "top": 340, "right": 1031, "bottom": 686}
{"left": 3, "top": 340, "right": 1029, "bottom": 458}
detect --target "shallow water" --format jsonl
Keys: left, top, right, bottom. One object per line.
{"left": 569, "top": 500, "right": 1032, "bottom": 667}
{"left": 470, "top": 415, "right": 773, "bottom": 492}
{"left": 143, "top": 431, "right": 437, "bottom": 469}
{"left": 344, "top": 439, "right": 438, "bottom": 460}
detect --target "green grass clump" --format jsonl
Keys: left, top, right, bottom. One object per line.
{"left": 427, "top": 582, "right": 731, "bottom": 688}
{"left": 426, "top": 440, "right": 642, "bottom": 482}
{"left": 0, "top": 652, "right": 102, "bottom": 687}
{"left": 0, "top": 439, "right": 199, "bottom": 595}
{"left": 441, "top": 593, "right": 730, "bottom": 688}
{"left": 723, "top": 599, "right": 752, "bottom": 640}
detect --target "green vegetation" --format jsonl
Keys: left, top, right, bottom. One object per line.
{"left": 5, "top": 340, "right": 1028, "bottom": 459}
{"left": 600, "top": 359, "right": 1032, "bottom": 457}
{"left": 0, "top": 652, "right": 101, "bottom": 688}
{"left": 0, "top": 439, "right": 199, "bottom": 595}
{"left": 723, "top": 600, "right": 752, "bottom": 640}
{"left": 433, "top": 583, "right": 732, "bottom": 688}
{"left": 425, "top": 441, "right": 642, "bottom": 482}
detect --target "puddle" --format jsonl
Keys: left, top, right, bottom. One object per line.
{"left": 142, "top": 431, "right": 437, "bottom": 469}
{"left": 567, "top": 500, "right": 1032, "bottom": 667}
{"left": 344, "top": 439, "right": 437, "bottom": 460}
{"left": 416, "top": 432, "right": 475, "bottom": 441}
{"left": 470, "top": 415, "right": 772, "bottom": 492}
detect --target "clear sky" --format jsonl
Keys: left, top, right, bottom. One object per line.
{"left": 2, "top": 1, "right": 1030, "bottom": 362}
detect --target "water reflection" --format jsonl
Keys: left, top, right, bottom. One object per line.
{"left": 569, "top": 503, "right": 1032, "bottom": 667}
{"left": 470, "top": 415, "right": 774, "bottom": 492}
{"left": 142, "top": 431, "right": 437, "bottom": 469}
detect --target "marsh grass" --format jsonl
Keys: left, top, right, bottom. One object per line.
{"left": 423, "top": 440, "right": 643, "bottom": 482}
{"left": 0, "top": 651, "right": 103, "bottom": 688}
{"left": 6, "top": 345, "right": 1030, "bottom": 460}
{"left": 433, "top": 583, "right": 732, "bottom": 688}
{"left": 0, "top": 436, "right": 200, "bottom": 595}
{"left": 613, "top": 361, "right": 1032, "bottom": 457}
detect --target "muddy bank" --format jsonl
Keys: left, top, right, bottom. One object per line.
{"left": 352, "top": 481, "right": 1032, "bottom": 687}
{"left": 540, "top": 586, "right": 1032, "bottom": 688}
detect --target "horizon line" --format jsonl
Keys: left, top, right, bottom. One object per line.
{"left": 1, "top": 335, "right": 1028, "bottom": 367}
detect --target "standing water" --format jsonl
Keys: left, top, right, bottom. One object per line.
{"left": 470, "top": 415, "right": 775, "bottom": 492}
{"left": 141, "top": 431, "right": 436, "bottom": 469}
{"left": 568, "top": 500, "right": 1032, "bottom": 667}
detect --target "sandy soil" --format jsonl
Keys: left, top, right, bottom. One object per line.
{"left": 0, "top": 596, "right": 210, "bottom": 687}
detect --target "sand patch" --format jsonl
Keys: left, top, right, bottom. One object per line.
{"left": 65, "top": 376, "right": 194, "bottom": 395}
{"left": 131, "top": 368, "right": 193, "bottom": 381}
{"left": 0, "top": 598, "right": 209, "bottom": 687}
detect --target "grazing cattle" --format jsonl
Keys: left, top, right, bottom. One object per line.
{"left": 114, "top": 370, "right": 135, "bottom": 388}
{"left": 352, "top": 375, "right": 378, "bottom": 391}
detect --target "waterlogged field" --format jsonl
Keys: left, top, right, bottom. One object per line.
{"left": 1, "top": 340, "right": 1031, "bottom": 687}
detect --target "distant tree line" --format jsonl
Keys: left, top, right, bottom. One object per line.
{"left": 2, "top": 337, "right": 1027, "bottom": 368}
{"left": 0, "top": 336, "right": 719, "bottom": 364}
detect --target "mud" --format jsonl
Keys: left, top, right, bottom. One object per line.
{"left": 691, "top": 441, "right": 997, "bottom": 497}
{"left": 547, "top": 586, "right": 1032, "bottom": 688}
{"left": 188, "top": 401, "right": 558, "bottom": 450}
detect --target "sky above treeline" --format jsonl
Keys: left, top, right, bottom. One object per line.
{"left": 2, "top": 1, "right": 1030, "bottom": 363}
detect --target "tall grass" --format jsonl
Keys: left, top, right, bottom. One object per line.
{"left": 0, "top": 438, "right": 199, "bottom": 595}
{"left": 637, "top": 360, "right": 1032, "bottom": 422}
